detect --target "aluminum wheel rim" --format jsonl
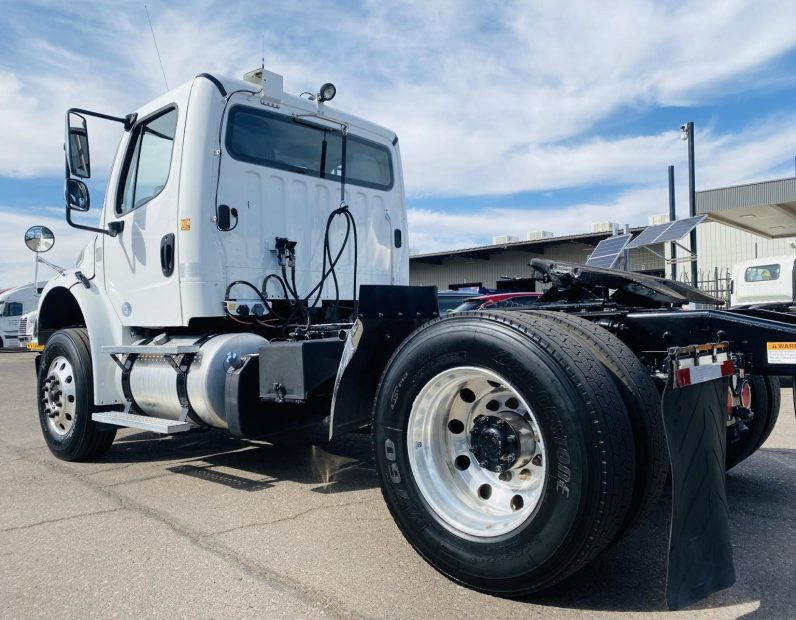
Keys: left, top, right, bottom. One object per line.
{"left": 42, "top": 356, "right": 77, "bottom": 436}
{"left": 407, "top": 366, "right": 547, "bottom": 538}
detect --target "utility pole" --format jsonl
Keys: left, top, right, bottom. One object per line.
{"left": 668, "top": 165, "right": 677, "bottom": 280}
{"left": 681, "top": 122, "right": 698, "bottom": 288}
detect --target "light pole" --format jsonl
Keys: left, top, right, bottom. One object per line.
{"left": 680, "top": 122, "right": 698, "bottom": 288}
{"left": 668, "top": 165, "right": 677, "bottom": 280}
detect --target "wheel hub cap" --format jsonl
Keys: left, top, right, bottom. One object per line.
{"left": 470, "top": 415, "right": 520, "bottom": 472}
{"left": 407, "top": 366, "right": 547, "bottom": 539}
{"left": 42, "top": 356, "right": 77, "bottom": 436}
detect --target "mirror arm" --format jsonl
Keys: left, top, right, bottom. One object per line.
{"left": 65, "top": 205, "right": 122, "bottom": 237}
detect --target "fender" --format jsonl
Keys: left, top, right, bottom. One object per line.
{"left": 328, "top": 285, "right": 438, "bottom": 438}
{"left": 37, "top": 270, "right": 127, "bottom": 407}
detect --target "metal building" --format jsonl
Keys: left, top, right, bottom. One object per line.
{"left": 409, "top": 175, "right": 796, "bottom": 297}
{"left": 686, "top": 176, "right": 796, "bottom": 282}
{"left": 409, "top": 229, "right": 664, "bottom": 291}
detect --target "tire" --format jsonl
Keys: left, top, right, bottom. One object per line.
{"left": 725, "top": 375, "right": 773, "bottom": 470}
{"left": 522, "top": 310, "right": 668, "bottom": 535}
{"left": 755, "top": 375, "right": 781, "bottom": 450}
{"left": 37, "top": 328, "right": 116, "bottom": 461}
{"left": 373, "top": 311, "right": 635, "bottom": 596}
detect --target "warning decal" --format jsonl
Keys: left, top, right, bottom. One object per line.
{"left": 766, "top": 342, "right": 796, "bottom": 364}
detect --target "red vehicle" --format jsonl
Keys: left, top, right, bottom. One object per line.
{"left": 453, "top": 291, "right": 542, "bottom": 312}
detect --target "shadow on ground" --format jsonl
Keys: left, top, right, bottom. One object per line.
{"left": 109, "top": 428, "right": 376, "bottom": 494}
{"left": 104, "top": 430, "right": 795, "bottom": 616}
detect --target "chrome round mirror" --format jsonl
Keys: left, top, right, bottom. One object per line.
{"left": 24, "top": 225, "right": 55, "bottom": 253}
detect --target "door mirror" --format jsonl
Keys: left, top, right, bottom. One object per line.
{"left": 67, "top": 112, "right": 91, "bottom": 178}
{"left": 24, "top": 225, "right": 55, "bottom": 253}
{"left": 65, "top": 178, "right": 90, "bottom": 212}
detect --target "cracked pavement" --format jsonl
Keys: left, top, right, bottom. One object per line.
{"left": 1, "top": 352, "right": 794, "bottom": 619}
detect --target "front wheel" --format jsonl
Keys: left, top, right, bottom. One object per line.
{"left": 37, "top": 328, "right": 116, "bottom": 461}
{"left": 373, "top": 312, "right": 635, "bottom": 595}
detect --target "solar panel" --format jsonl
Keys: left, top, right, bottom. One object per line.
{"left": 586, "top": 254, "right": 622, "bottom": 269}
{"left": 585, "top": 234, "right": 632, "bottom": 269}
{"left": 625, "top": 222, "right": 672, "bottom": 249}
{"left": 653, "top": 215, "right": 706, "bottom": 244}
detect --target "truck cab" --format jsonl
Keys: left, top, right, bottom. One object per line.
{"left": 40, "top": 70, "right": 408, "bottom": 407}
{"left": 730, "top": 254, "right": 796, "bottom": 308}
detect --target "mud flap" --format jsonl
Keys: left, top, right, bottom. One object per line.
{"left": 662, "top": 375, "right": 735, "bottom": 610}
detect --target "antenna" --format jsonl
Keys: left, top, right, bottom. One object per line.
{"left": 144, "top": 4, "right": 169, "bottom": 92}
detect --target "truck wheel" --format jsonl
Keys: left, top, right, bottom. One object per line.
{"left": 726, "top": 375, "right": 772, "bottom": 470}
{"left": 373, "top": 312, "right": 635, "bottom": 595}
{"left": 37, "top": 328, "right": 116, "bottom": 461}
{"left": 522, "top": 310, "right": 668, "bottom": 535}
{"left": 754, "top": 375, "right": 780, "bottom": 451}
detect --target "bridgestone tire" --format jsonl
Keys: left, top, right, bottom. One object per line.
{"left": 726, "top": 375, "right": 779, "bottom": 470}
{"left": 373, "top": 311, "right": 635, "bottom": 596}
{"left": 37, "top": 328, "right": 116, "bottom": 461}
{"left": 522, "top": 310, "right": 668, "bottom": 535}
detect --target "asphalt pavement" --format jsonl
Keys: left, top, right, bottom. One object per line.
{"left": 1, "top": 351, "right": 794, "bottom": 619}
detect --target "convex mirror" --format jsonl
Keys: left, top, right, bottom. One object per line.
{"left": 24, "top": 225, "right": 55, "bottom": 253}
{"left": 65, "top": 178, "right": 90, "bottom": 212}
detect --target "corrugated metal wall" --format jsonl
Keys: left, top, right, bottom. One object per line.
{"left": 671, "top": 221, "right": 796, "bottom": 281}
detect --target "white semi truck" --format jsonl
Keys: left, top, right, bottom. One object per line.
{"left": 33, "top": 68, "right": 796, "bottom": 610}
{"left": 0, "top": 282, "right": 45, "bottom": 348}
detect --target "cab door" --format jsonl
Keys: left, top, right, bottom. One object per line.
{"left": 102, "top": 106, "right": 183, "bottom": 326}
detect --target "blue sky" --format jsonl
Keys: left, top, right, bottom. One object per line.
{"left": 1, "top": 0, "right": 796, "bottom": 286}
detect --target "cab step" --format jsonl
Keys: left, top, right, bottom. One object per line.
{"left": 92, "top": 411, "right": 193, "bottom": 434}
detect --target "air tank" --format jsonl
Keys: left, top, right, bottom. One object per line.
{"left": 123, "top": 333, "right": 267, "bottom": 428}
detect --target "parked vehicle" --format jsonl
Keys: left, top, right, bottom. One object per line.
{"left": 730, "top": 255, "right": 796, "bottom": 309}
{"left": 437, "top": 290, "right": 476, "bottom": 313}
{"left": 18, "top": 310, "right": 41, "bottom": 350}
{"left": 31, "top": 67, "right": 796, "bottom": 610}
{"left": 453, "top": 291, "right": 542, "bottom": 312}
{"left": 0, "top": 283, "right": 44, "bottom": 348}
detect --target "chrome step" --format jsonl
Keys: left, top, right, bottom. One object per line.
{"left": 92, "top": 411, "right": 193, "bottom": 434}
{"left": 102, "top": 345, "right": 200, "bottom": 355}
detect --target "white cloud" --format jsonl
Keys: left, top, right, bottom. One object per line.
{"left": 2, "top": 0, "right": 796, "bottom": 282}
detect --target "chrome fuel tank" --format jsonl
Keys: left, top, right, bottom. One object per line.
{"left": 124, "top": 333, "right": 267, "bottom": 428}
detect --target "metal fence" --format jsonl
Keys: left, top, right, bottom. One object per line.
{"left": 678, "top": 268, "right": 732, "bottom": 304}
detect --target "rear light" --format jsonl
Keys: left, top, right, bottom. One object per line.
{"left": 726, "top": 387, "right": 734, "bottom": 418}
{"left": 740, "top": 381, "right": 752, "bottom": 409}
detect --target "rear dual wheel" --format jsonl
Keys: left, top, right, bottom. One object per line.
{"left": 726, "top": 375, "right": 780, "bottom": 470}
{"left": 373, "top": 311, "right": 636, "bottom": 595}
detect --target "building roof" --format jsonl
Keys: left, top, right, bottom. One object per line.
{"left": 698, "top": 176, "right": 796, "bottom": 239}
{"left": 410, "top": 228, "right": 645, "bottom": 264}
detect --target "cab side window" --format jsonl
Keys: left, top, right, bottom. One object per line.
{"left": 117, "top": 107, "right": 178, "bottom": 215}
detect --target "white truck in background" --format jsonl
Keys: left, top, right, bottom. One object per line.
{"left": 730, "top": 255, "right": 796, "bottom": 309}
{"left": 0, "top": 283, "right": 45, "bottom": 348}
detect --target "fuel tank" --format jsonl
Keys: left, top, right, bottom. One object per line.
{"left": 123, "top": 333, "right": 267, "bottom": 428}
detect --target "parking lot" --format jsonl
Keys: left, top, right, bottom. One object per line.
{"left": 0, "top": 350, "right": 794, "bottom": 619}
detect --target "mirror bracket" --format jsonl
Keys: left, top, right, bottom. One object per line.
{"left": 65, "top": 206, "right": 122, "bottom": 238}
{"left": 107, "top": 221, "right": 124, "bottom": 236}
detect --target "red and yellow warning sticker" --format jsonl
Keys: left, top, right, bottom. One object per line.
{"left": 767, "top": 342, "right": 796, "bottom": 364}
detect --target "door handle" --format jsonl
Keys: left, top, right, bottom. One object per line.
{"left": 160, "top": 233, "right": 175, "bottom": 277}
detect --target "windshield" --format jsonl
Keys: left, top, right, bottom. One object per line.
{"left": 453, "top": 300, "right": 481, "bottom": 312}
